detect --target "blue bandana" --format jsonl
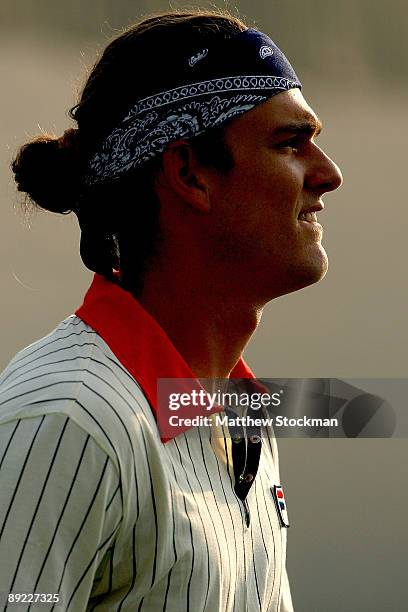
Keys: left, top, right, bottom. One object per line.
{"left": 84, "top": 28, "right": 301, "bottom": 185}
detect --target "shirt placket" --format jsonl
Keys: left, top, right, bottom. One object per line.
{"left": 227, "top": 403, "right": 263, "bottom": 611}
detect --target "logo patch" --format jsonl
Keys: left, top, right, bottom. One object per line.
{"left": 259, "top": 45, "right": 274, "bottom": 60}
{"left": 272, "top": 485, "right": 290, "bottom": 527}
{"left": 188, "top": 48, "right": 208, "bottom": 67}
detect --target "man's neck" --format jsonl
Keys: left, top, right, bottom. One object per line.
{"left": 138, "top": 274, "right": 263, "bottom": 379}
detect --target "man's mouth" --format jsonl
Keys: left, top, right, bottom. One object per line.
{"left": 298, "top": 211, "right": 318, "bottom": 222}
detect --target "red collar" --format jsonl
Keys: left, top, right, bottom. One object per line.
{"left": 75, "top": 274, "right": 255, "bottom": 442}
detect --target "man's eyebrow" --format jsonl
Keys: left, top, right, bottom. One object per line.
{"left": 272, "top": 118, "right": 322, "bottom": 138}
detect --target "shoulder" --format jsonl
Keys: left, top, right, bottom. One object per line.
{"left": 0, "top": 314, "right": 97, "bottom": 393}
{"left": 0, "top": 315, "right": 160, "bottom": 470}
{"left": 0, "top": 315, "right": 97, "bottom": 429}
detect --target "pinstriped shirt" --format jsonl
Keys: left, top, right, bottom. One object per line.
{"left": 0, "top": 275, "right": 293, "bottom": 611}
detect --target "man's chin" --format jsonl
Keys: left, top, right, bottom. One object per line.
{"left": 292, "top": 247, "right": 329, "bottom": 290}
{"left": 270, "top": 248, "right": 329, "bottom": 299}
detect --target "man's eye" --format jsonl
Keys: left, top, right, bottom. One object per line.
{"left": 277, "top": 139, "right": 301, "bottom": 152}
{"left": 282, "top": 144, "right": 298, "bottom": 152}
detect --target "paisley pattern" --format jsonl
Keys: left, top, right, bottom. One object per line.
{"left": 84, "top": 74, "right": 301, "bottom": 185}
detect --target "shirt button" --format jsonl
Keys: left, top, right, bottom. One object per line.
{"left": 244, "top": 473, "right": 254, "bottom": 483}
{"left": 249, "top": 435, "right": 261, "bottom": 444}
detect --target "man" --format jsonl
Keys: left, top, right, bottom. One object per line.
{"left": 0, "top": 10, "right": 342, "bottom": 611}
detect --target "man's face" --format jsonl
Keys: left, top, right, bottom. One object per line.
{"left": 205, "top": 88, "right": 343, "bottom": 300}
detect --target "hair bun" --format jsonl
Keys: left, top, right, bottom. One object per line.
{"left": 12, "top": 130, "right": 81, "bottom": 214}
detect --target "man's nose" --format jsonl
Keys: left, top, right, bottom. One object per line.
{"left": 307, "top": 145, "right": 343, "bottom": 194}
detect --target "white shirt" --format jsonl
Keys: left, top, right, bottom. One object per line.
{"left": 0, "top": 275, "right": 293, "bottom": 611}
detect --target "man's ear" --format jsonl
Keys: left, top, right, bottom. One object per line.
{"left": 159, "top": 140, "right": 211, "bottom": 213}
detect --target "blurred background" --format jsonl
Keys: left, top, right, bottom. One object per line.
{"left": 1, "top": 1, "right": 407, "bottom": 610}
